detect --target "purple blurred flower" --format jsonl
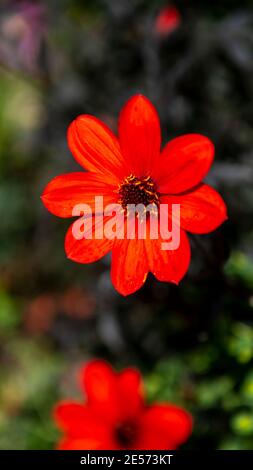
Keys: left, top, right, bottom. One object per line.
{"left": 0, "top": 1, "right": 47, "bottom": 73}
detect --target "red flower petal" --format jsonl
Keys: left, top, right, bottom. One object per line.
{"left": 67, "top": 115, "right": 127, "bottom": 183}
{"left": 65, "top": 216, "right": 113, "bottom": 263}
{"left": 118, "top": 368, "right": 144, "bottom": 418}
{"left": 145, "top": 225, "right": 191, "bottom": 284}
{"left": 111, "top": 236, "right": 149, "bottom": 296}
{"left": 41, "top": 172, "right": 118, "bottom": 218}
{"left": 136, "top": 404, "right": 193, "bottom": 450}
{"left": 54, "top": 400, "right": 114, "bottom": 447}
{"left": 54, "top": 402, "right": 90, "bottom": 431}
{"left": 154, "top": 134, "right": 214, "bottom": 194}
{"left": 80, "top": 360, "right": 120, "bottom": 423}
{"left": 119, "top": 95, "right": 161, "bottom": 178}
{"left": 58, "top": 436, "right": 117, "bottom": 450}
{"left": 161, "top": 184, "right": 228, "bottom": 234}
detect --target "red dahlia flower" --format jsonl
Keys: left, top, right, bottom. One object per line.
{"left": 41, "top": 94, "right": 227, "bottom": 296}
{"left": 54, "top": 360, "right": 192, "bottom": 450}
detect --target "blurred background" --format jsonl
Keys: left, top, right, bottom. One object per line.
{"left": 0, "top": 0, "right": 253, "bottom": 450}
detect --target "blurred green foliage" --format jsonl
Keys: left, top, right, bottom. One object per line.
{"left": 225, "top": 252, "right": 253, "bottom": 291}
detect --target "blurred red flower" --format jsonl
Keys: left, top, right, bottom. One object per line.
{"left": 24, "top": 288, "right": 96, "bottom": 334}
{"left": 41, "top": 94, "right": 227, "bottom": 296}
{"left": 54, "top": 360, "right": 192, "bottom": 450}
{"left": 154, "top": 5, "right": 181, "bottom": 37}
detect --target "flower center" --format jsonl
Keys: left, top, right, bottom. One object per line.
{"left": 118, "top": 175, "right": 159, "bottom": 210}
{"left": 115, "top": 421, "right": 138, "bottom": 448}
